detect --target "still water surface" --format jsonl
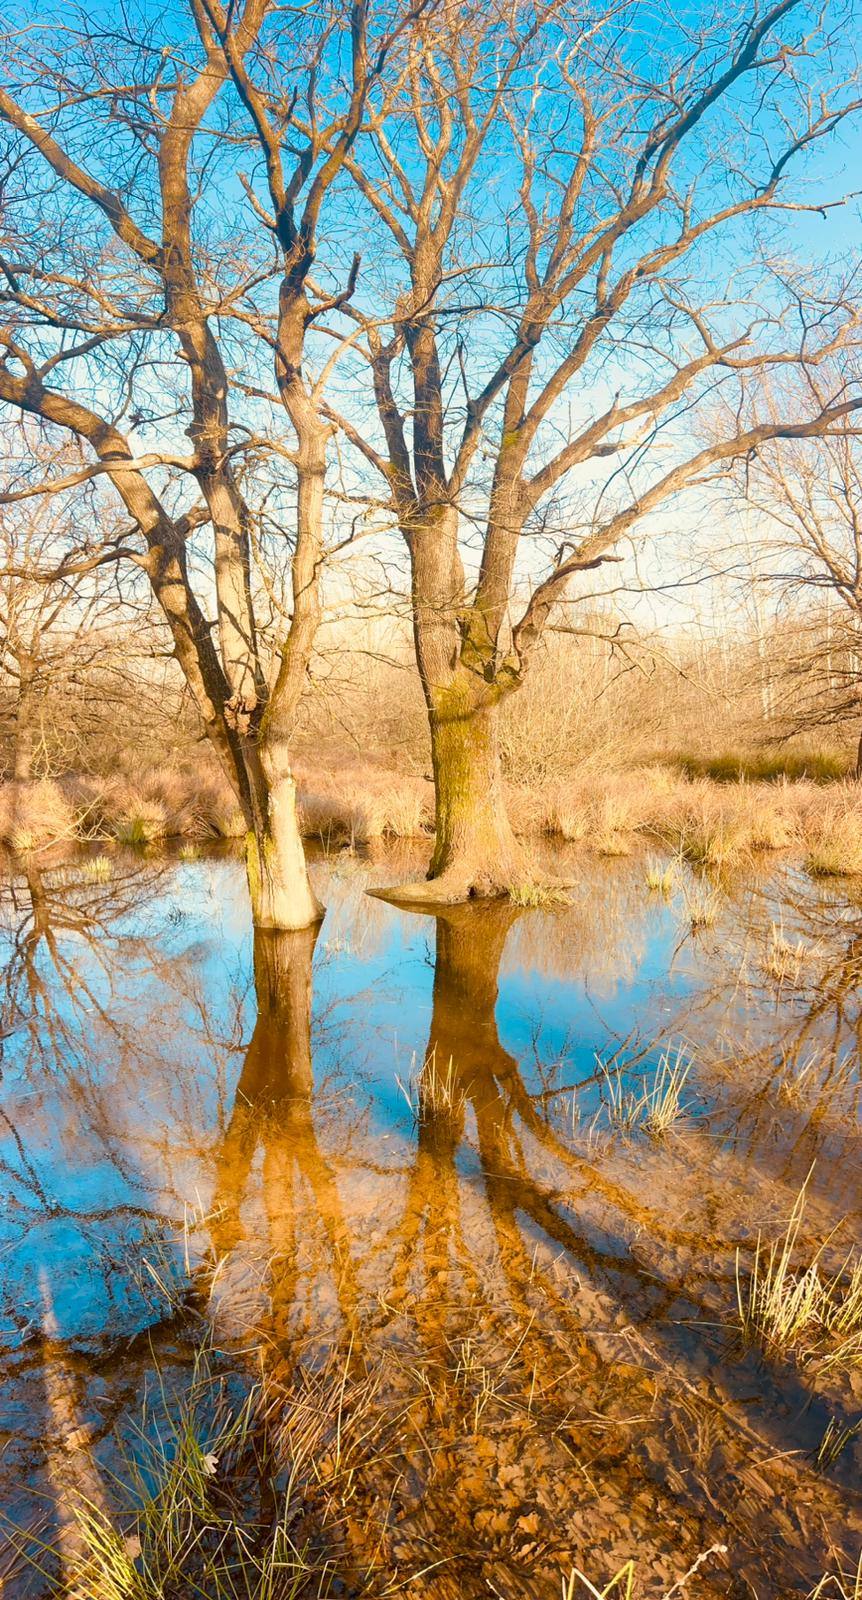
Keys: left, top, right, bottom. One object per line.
{"left": 1, "top": 842, "right": 860, "bottom": 1596}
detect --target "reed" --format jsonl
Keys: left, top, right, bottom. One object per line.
{"left": 508, "top": 878, "right": 571, "bottom": 907}
{"left": 641, "top": 1048, "right": 692, "bottom": 1137}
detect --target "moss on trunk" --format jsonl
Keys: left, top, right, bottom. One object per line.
{"left": 427, "top": 680, "right": 522, "bottom": 892}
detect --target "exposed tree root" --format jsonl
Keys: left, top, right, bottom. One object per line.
{"left": 369, "top": 862, "right": 575, "bottom": 908}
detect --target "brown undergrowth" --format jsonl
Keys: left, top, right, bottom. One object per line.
{"left": 4, "top": 760, "right": 862, "bottom": 876}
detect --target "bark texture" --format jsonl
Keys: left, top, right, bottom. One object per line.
{"left": 246, "top": 740, "right": 323, "bottom": 930}
{"left": 417, "top": 678, "right": 524, "bottom": 900}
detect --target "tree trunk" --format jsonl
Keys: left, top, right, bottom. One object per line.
{"left": 374, "top": 671, "right": 528, "bottom": 904}
{"left": 426, "top": 680, "right": 524, "bottom": 896}
{"left": 14, "top": 659, "right": 38, "bottom": 781}
{"left": 856, "top": 722, "right": 862, "bottom": 781}
{"left": 244, "top": 737, "right": 323, "bottom": 931}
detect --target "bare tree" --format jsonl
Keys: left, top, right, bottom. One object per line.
{"left": 0, "top": 0, "right": 386, "bottom": 927}
{"left": 0, "top": 429, "right": 160, "bottom": 779}
{"left": 731, "top": 377, "right": 862, "bottom": 771}
{"left": 322, "top": 0, "right": 862, "bottom": 900}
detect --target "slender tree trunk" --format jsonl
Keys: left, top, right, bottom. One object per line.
{"left": 244, "top": 737, "right": 323, "bottom": 931}
{"left": 855, "top": 721, "right": 862, "bottom": 781}
{"left": 13, "top": 660, "right": 38, "bottom": 781}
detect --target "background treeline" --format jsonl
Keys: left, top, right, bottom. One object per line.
{"left": 2, "top": 595, "right": 856, "bottom": 787}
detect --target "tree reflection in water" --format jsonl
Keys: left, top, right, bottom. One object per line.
{"left": 212, "top": 922, "right": 359, "bottom": 1346}
{"left": 1, "top": 850, "right": 861, "bottom": 1597}
{"left": 203, "top": 894, "right": 861, "bottom": 1599}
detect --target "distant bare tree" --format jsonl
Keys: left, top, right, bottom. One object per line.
{"left": 0, "top": 433, "right": 147, "bottom": 779}
{"left": 326, "top": 0, "right": 862, "bottom": 900}
{"left": 732, "top": 381, "right": 862, "bottom": 772}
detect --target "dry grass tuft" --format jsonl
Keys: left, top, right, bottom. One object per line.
{"left": 680, "top": 878, "right": 722, "bottom": 931}
{"left": 776, "top": 1050, "right": 828, "bottom": 1109}
{"left": 83, "top": 853, "right": 113, "bottom": 882}
{"left": 296, "top": 760, "right": 432, "bottom": 845}
{"left": 508, "top": 878, "right": 572, "bottom": 907}
{"left": 764, "top": 920, "right": 814, "bottom": 986}
{"left": 641, "top": 1047, "right": 692, "bottom": 1136}
{"left": 645, "top": 857, "right": 674, "bottom": 894}
{"left": 111, "top": 795, "right": 168, "bottom": 844}
{"left": 600, "top": 1046, "right": 692, "bottom": 1138}
{"left": 736, "top": 1176, "right": 862, "bottom": 1371}
{"left": 805, "top": 799, "right": 862, "bottom": 876}
{"left": 0, "top": 779, "right": 76, "bottom": 851}
{"left": 397, "top": 1046, "right": 469, "bottom": 1121}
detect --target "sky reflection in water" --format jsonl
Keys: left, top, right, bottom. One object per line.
{"left": 0, "top": 842, "right": 861, "bottom": 1596}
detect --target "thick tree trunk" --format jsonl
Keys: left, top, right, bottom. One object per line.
{"left": 426, "top": 901, "right": 520, "bottom": 1083}
{"left": 244, "top": 737, "right": 323, "bottom": 931}
{"left": 374, "top": 679, "right": 526, "bottom": 905}
{"left": 425, "top": 680, "right": 524, "bottom": 896}
{"left": 377, "top": 507, "right": 531, "bottom": 905}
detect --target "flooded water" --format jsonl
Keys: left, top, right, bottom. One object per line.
{"left": 1, "top": 841, "right": 860, "bottom": 1597}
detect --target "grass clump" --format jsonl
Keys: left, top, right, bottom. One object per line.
{"left": 600, "top": 1046, "right": 692, "bottom": 1139}
{"left": 11, "top": 1347, "right": 336, "bottom": 1600}
{"left": 112, "top": 800, "right": 167, "bottom": 845}
{"left": 645, "top": 857, "right": 674, "bottom": 894}
{"left": 545, "top": 793, "right": 589, "bottom": 843}
{"left": 764, "top": 920, "right": 812, "bottom": 986}
{"left": 776, "top": 1050, "right": 827, "bottom": 1109}
{"left": 680, "top": 878, "right": 722, "bottom": 931}
{"left": 297, "top": 761, "right": 432, "bottom": 845}
{"left": 641, "top": 1048, "right": 692, "bottom": 1137}
{"left": 679, "top": 816, "right": 749, "bottom": 871}
{"left": 397, "top": 1046, "right": 468, "bottom": 1120}
{"left": 736, "top": 1175, "right": 862, "bottom": 1371}
{"left": 0, "top": 778, "right": 76, "bottom": 851}
{"left": 805, "top": 802, "right": 862, "bottom": 876}
{"left": 83, "top": 853, "right": 114, "bottom": 882}
{"left": 508, "top": 878, "right": 571, "bottom": 908}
